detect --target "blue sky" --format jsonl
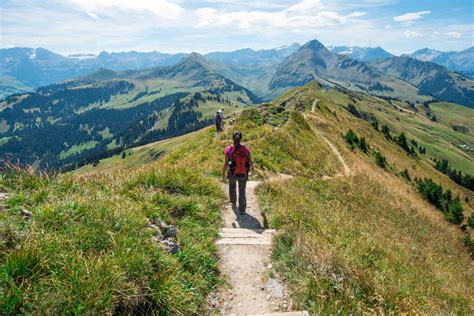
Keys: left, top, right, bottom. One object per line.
{"left": 0, "top": 0, "right": 472, "bottom": 55}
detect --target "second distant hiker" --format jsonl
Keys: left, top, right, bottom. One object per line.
{"left": 214, "top": 110, "right": 223, "bottom": 132}
{"left": 222, "top": 131, "right": 253, "bottom": 214}
{"left": 218, "top": 108, "right": 224, "bottom": 131}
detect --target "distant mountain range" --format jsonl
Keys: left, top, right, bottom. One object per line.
{"left": 205, "top": 43, "right": 300, "bottom": 66}
{"left": 404, "top": 47, "right": 474, "bottom": 78}
{"left": 2, "top": 43, "right": 473, "bottom": 99}
{"left": 370, "top": 56, "right": 474, "bottom": 107}
{"left": 2, "top": 39, "right": 474, "bottom": 168}
{"left": 265, "top": 40, "right": 423, "bottom": 101}
{"left": 0, "top": 44, "right": 299, "bottom": 98}
{"left": 328, "top": 46, "right": 393, "bottom": 62}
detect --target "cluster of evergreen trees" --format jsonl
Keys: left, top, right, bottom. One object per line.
{"left": 434, "top": 159, "right": 474, "bottom": 191}
{"left": 344, "top": 129, "right": 387, "bottom": 169}
{"left": 415, "top": 178, "right": 464, "bottom": 225}
{"left": 378, "top": 124, "right": 426, "bottom": 156}
{"left": 344, "top": 103, "right": 426, "bottom": 157}
{"left": 413, "top": 177, "right": 474, "bottom": 257}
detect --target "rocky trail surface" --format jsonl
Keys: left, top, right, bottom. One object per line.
{"left": 215, "top": 178, "right": 307, "bottom": 315}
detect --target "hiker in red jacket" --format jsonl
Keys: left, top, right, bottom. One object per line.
{"left": 222, "top": 131, "right": 253, "bottom": 214}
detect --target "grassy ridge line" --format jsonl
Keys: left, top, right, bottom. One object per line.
{"left": 0, "top": 100, "right": 340, "bottom": 313}
{"left": 257, "top": 84, "right": 473, "bottom": 314}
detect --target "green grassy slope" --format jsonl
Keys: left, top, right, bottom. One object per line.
{"left": 1, "top": 82, "right": 473, "bottom": 313}
{"left": 0, "top": 76, "right": 33, "bottom": 99}
{"left": 312, "top": 88, "right": 474, "bottom": 174}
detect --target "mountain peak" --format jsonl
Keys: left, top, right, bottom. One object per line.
{"left": 179, "top": 52, "right": 212, "bottom": 69}
{"left": 302, "top": 39, "right": 327, "bottom": 51}
{"left": 83, "top": 68, "right": 118, "bottom": 81}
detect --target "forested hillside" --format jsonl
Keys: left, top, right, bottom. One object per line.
{"left": 0, "top": 53, "right": 258, "bottom": 169}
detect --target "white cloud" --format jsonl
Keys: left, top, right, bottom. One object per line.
{"left": 445, "top": 31, "right": 461, "bottom": 38}
{"left": 1, "top": 0, "right": 472, "bottom": 55}
{"left": 394, "top": 10, "right": 430, "bottom": 22}
{"left": 86, "top": 11, "right": 99, "bottom": 19}
{"left": 403, "top": 29, "right": 424, "bottom": 38}
{"left": 285, "top": 0, "right": 326, "bottom": 13}
{"left": 195, "top": 0, "right": 366, "bottom": 31}
{"left": 65, "top": 0, "right": 183, "bottom": 19}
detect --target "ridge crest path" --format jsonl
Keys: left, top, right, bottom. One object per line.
{"left": 307, "top": 99, "right": 350, "bottom": 178}
{"left": 216, "top": 178, "right": 307, "bottom": 315}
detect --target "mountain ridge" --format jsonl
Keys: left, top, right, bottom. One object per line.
{"left": 328, "top": 45, "right": 393, "bottom": 61}
{"left": 370, "top": 56, "right": 474, "bottom": 108}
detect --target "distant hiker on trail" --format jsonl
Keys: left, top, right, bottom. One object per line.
{"left": 222, "top": 131, "right": 253, "bottom": 214}
{"left": 214, "top": 110, "right": 223, "bottom": 132}
{"left": 218, "top": 108, "right": 224, "bottom": 131}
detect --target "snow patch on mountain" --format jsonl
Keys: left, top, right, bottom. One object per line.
{"left": 28, "top": 49, "right": 37, "bottom": 59}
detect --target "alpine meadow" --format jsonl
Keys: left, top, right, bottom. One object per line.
{"left": 1, "top": 0, "right": 473, "bottom": 314}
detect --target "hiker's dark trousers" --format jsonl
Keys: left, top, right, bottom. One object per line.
{"left": 229, "top": 175, "right": 247, "bottom": 212}
{"left": 215, "top": 122, "right": 222, "bottom": 132}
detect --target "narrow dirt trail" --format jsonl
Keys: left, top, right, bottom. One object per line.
{"left": 307, "top": 99, "right": 351, "bottom": 178}
{"left": 319, "top": 135, "right": 350, "bottom": 177}
{"left": 216, "top": 178, "right": 307, "bottom": 315}
{"left": 214, "top": 100, "right": 349, "bottom": 314}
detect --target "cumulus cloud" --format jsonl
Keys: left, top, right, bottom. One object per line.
{"left": 445, "top": 31, "right": 461, "bottom": 38}
{"left": 195, "top": 0, "right": 366, "bottom": 30}
{"left": 394, "top": 10, "right": 430, "bottom": 22}
{"left": 65, "top": 0, "right": 183, "bottom": 19}
{"left": 285, "top": 0, "right": 326, "bottom": 13}
{"left": 403, "top": 29, "right": 424, "bottom": 38}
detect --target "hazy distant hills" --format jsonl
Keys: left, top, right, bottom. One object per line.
{"left": 0, "top": 47, "right": 187, "bottom": 97}
{"left": 205, "top": 43, "right": 300, "bottom": 65}
{"left": 370, "top": 56, "right": 474, "bottom": 108}
{"left": 328, "top": 46, "right": 393, "bottom": 62}
{"left": 2, "top": 42, "right": 473, "bottom": 100}
{"left": 0, "top": 44, "right": 300, "bottom": 98}
{"left": 405, "top": 47, "right": 474, "bottom": 78}
{"left": 0, "top": 53, "right": 258, "bottom": 169}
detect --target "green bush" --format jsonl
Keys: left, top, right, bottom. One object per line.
{"left": 343, "top": 130, "right": 368, "bottom": 153}
{"left": 445, "top": 197, "right": 464, "bottom": 225}
{"left": 359, "top": 137, "right": 368, "bottom": 153}
{"left": 468, "top": 215, "right": 474, "bottom": 229}
{"left": 344, "top": 129, "right": 359, "bottom": 150}
{"left": 381, "top": 125, "right": 391, "bottom": 140}
{"left": 374, "top": 151, "right": 387, "bottom": 169}
{"left": 400, "top": 169, "right": 411, "bottom": 181}
{"left": 461, "top": 235, "right": 474, "bottom": 258}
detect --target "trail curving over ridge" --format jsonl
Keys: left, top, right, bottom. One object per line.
{"left": 306, "top": 99, "right": 351, "bottom": 178}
